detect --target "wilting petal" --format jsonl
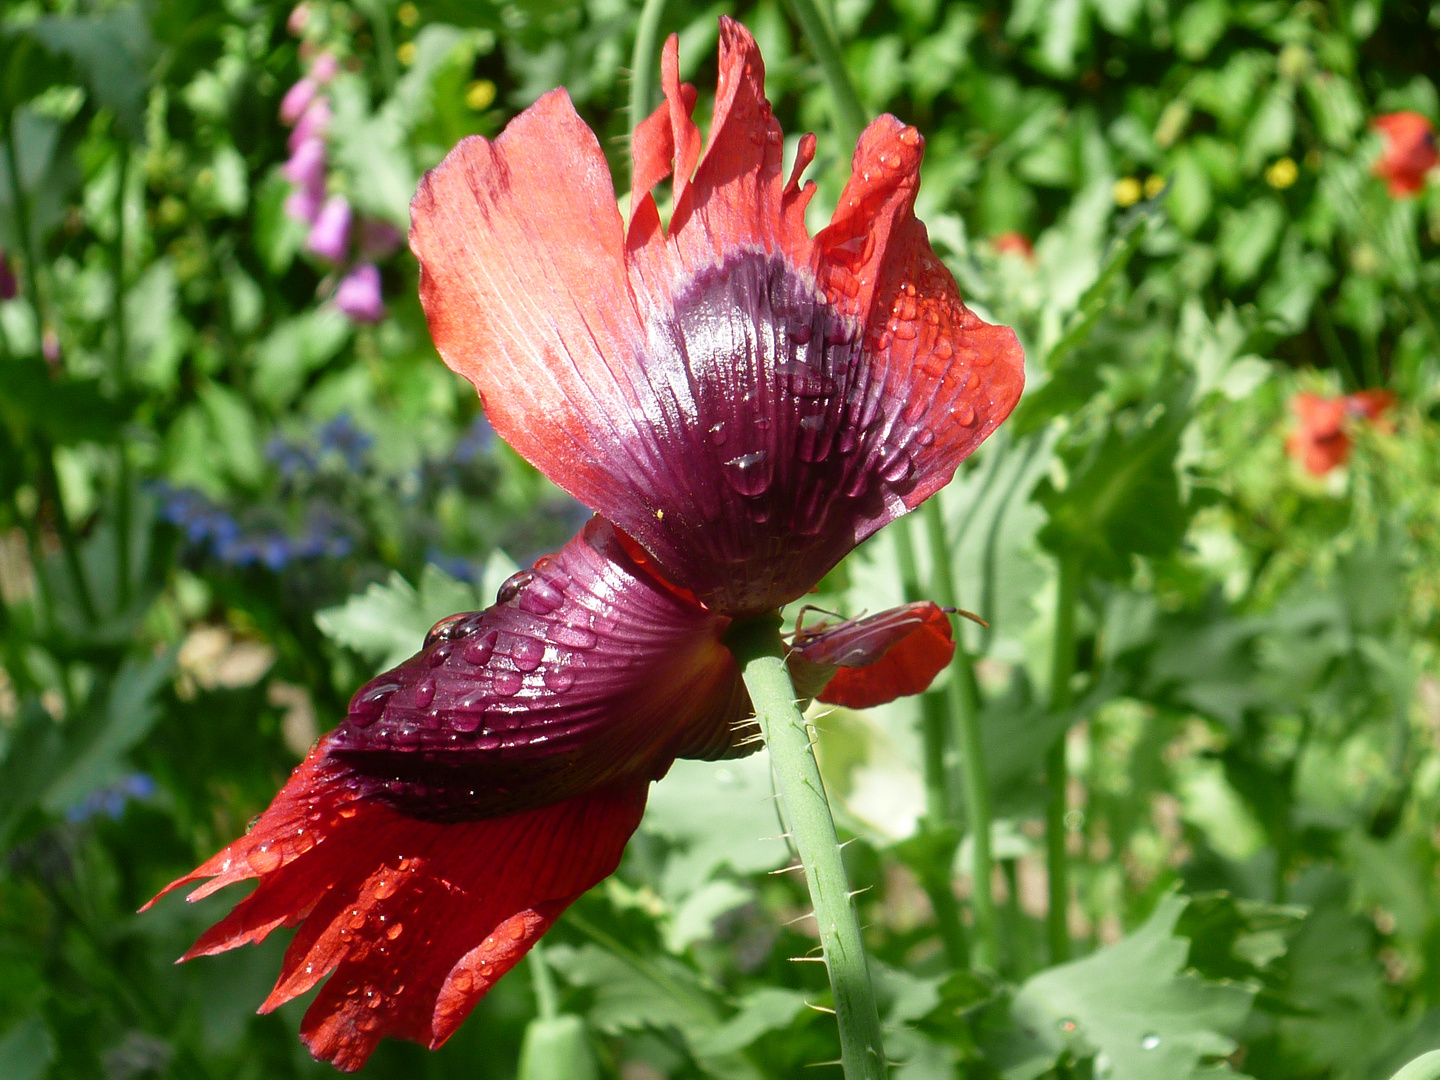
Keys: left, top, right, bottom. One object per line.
{"left": 411, "top": 17, "right": 1022, "bottom": 618}
{"left": 146, "top": 744, "right": 646, "bottom": 1071}
{"left": 790, "top": 602, "right": 954, "bottom": 708}
{"left": 1373, "top": 111, "right": 1438, "bottom": 197}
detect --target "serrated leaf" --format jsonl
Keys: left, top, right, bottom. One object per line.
{"left": 1002, "top": 893, "right": 1254, "bottom": 1080}
{"left": 690, "top": 987, "right": 809, "bottom": 1057}
{"left": 315, "top": 564, "right": 484, "bottom": 671}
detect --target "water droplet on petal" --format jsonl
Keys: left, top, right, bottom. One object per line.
{"left": 879, "top": 446, "right": 914, "bottom": 484}
{"left": 374, "top": 876, "right": 398, "bottom": 899}
{"left": 954, "top": 402, "right": 977, "bottom": 427}
{"left": 1141, "top": 1034, "right": 1160, "bottom": 1051}
{"left": 518, "top": 579, "right": 564, "bottom": 615}
{"left": 414, "top": 680, "right": 436, "bottom": 708}
{"left": 723, "top": 450, "right": 773, "bottom": 496}
{"left": 251, "top": 844, "right": 282, "bottom": 873}
{"left": 543, "top": 666, "right": 576, "bottom": 692}
{"left": 463, "top": 628, "right": 498, "bottom": 666}
{"left": 496, "top": 570, "right": 533, "bottom": 604}
{"left": 493, "top": 671, "right": 522, "bottom": 697}
{"left": 350, "top": 681, "right": 401, "bottom": 727}
{"left": 511, "top": 637, "right": 544, "bottom": 672}
{"left": 386, "top": 922, "right": 405, "bottom": 940}
{"left": 708, "top": 420, "right": 728, "bottom": 445}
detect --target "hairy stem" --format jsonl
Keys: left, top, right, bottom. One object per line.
{"left": 728, "top": 617, "right": 886, "bottom": 1080}
{"left": 921, "top": 497, "right": 997, "bottom": 970}
{"left": 780, "top": 0, "right": 866, "bottom": 149}
{"left": 1046, "top": 552, "right": 1080, "bottom": 964}
{"left": 627, "top": 0, "right": 670, "bottom": 182}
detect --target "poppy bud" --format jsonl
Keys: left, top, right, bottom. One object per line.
{"left": 516, "top": 1015, "right": 599, "bottom": 1080}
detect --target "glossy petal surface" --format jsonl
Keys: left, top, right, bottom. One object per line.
{"left": 329, "top": 516, "right": 753, "bottom": 817}
{"left": 791, "top": 602, "right": 954, "bottom": 708}
{"left": 410, "top": 18, "right": 1023, "bottom": 616}
{"left": 147, "top": 745, "right": 645, "bottom": 1071}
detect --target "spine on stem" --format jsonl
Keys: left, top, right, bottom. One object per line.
{"left": 727, "top": 617, "right": 887, "bottom": 1080}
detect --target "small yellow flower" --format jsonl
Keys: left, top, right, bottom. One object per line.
{"left": 466, "top": 79, "right": 497, "bottom": 111}
{"left": 1143, "top": 174, "right": 1167, "bottom": 198}
{"left": 397, "top": 2, "right": 420, "bottom": 27}
{"left": 397, "top": 41, "right": 417, "bottom": 66}
{"left": 1113, "top": 176, "right": 1143, "bottom": 207}
{"left": 1265, "top": 157, "right": 1298, "bottom": 189}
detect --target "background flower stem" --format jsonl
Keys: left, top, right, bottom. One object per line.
{"left": 728, "top": 616, "right": 888, "bottom": 1080}
{"left": 891, "top": 518, "right": 969, "bottom": 968}
{"left": 627, "top": 0, "right": 670, "bottom": 186}
{"left": 1045, "top": 551, "right": 1081, "bottom": 964}
{"left": 528, "top": 939, "right": 560, "bottom": 1021}
{"left": 779, "top": 0, "right": 866, "bottom": 149}
{"left": 921, "top": 498, "right": 998, "bottom": 970}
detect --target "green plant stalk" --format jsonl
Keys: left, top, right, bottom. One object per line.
{"left": 728, "top": 617, "right": 887, "bottom": 1080}
{"left": 891, "top": 518, "right": 968, "bottom": 967}
{"left": 112, "top": 140, "right": 132, "bottom": 611}
{"left": 5, "top": 122, "right": 46, "bottom": 327}
{"left": 1045, "top": 552, "right": 1080, "bottom": 964}
{"left": 779, "top": 0, "right": 866, "bottom": 149}
{"left": 627, "top": 0, "right": 670, "bottom": 186}
{"left": 529, "top": 939, "right": 560, "bottom": 1021}
{"left": 921, "top": 498, "right": 997, "bottom": 970}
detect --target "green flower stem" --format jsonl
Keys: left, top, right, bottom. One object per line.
{"left": 112, "top": 140, "right": 132, "bottom": 611}
{"left": 921, "top": 498, "right": 997, "bottom": 970}
{"left": 627, "top": 0, "right": 670, "bottom": 185}
{"left": 779, "top": 0, "right": 866, "bottom": 149}
{"left": 891, "top": 518, "right": 968, "bottom": 968}
{"left": 1045, "top": 552, "right": 1081, "bottom": 964}
{"left": 529, "top": 939, "right": 560, "bottom": 1021}
{"left": 727, "top": 616, "right": 887, "bottom": 1080}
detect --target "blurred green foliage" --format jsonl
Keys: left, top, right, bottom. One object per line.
{"left": 1, "top": 0, "right": 1439, "bottom": 1078}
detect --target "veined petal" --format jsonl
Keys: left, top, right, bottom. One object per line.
{"left": 146, "top": 746, "right": 645, "bottom": 1071}
{"left": 411, "top": 19, "right": 1022, "bottom": 617}
{"left": 328, "top": 516, "right": 754, "bottom": 814}
{"left": 790, "top": 602, "right": 954, "bottom": 708}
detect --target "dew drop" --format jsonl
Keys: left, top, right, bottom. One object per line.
{"left": 723, "top": 450, "right": 773, "bottom": 496}
{"left": 954, "top": 402, "right": 977, "bottom": 427}
{"left": 374, "top": 876, "right": 398, "bottom": 899}
{"left": 548, "top": 623, "right": 597, "bottom": 650}
{"left": 506, "top": 920, "right": 527, "bottom": 941}
{"left": 463, "top": 628, "right": 498, "bottom": 666}
{"left": 511, "top": 637, "right": 544, "bottom": 672}
{"left": 452, "top": 704, "right": 487, "bottom": 734}
{"left": 347, "top": 907, "right": 367, "bottom": 929}
{"left": 424, "top": 614, "right": 466, "bottom": 647}
{"left": 544, "top": 666, "right": 576, "bottom": 692}
{"left": 879, "top": 446, "right": 914, "bottom": 483}
{"left": 386, "top": 923, "right": 405, "bottom": 940}
{"left": 350, "top": 681, "right": 401, "bottom": 727}
{"left": 1141, "top": 1034, "right": 1160, "bottom": 1051}
{"left": 708, "top": 420, "right": 728, "bottom": 445}
{"left": 452, "top": 971, "right": 474, "bottom": 994}
{"left": 251, "top": 844, "right": 282, "bottom": 873}
{"left": 496, "top": 570, "right": 533, "bottom": 604}
{"left": 518, "top": 579, "right": 564, "bottom": 616}
{"left": 338, "top": 805, "right": 358, "bottom": 819}
{"left": 427, "top": 644, "right": 452, "bottom": 667}
{"left": 414, "top": 680, "right": 436, "bottom": 708}
{"left": 493, "top": 671, "right": 522, "bottom": 697}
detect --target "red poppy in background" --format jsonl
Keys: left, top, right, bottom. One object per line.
{"left": 150, "top": 16, "right": 1022, "bottom": 1071}
{"left": 1286, "top": 389, "right": 1395, "bottom": 475}
{"left": 1373, "top": 111, "right": 1438, "bottom": 197}
{"left": 991, "top": 231, "right": 1036, "bottom": 261}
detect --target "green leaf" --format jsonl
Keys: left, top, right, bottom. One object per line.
{"left": 999, "top": 893, "right": 1254, "bottom": 1080}
{"left": 315, "top": 563, "right": 484, "bottom": 671}
{"left": 1037, "top": 378, "right": 1194, "bottom": 579}
{"left": 1174, "top": 0, "right": 1228, "bottom": 61}
{"left": 0, "top": 1014, "right": 55, "bottom": 1080}
{"left": 1218, "top": 198, "right": 1284, "bottom": 286}
{"left": 1167, "top": 148, "right": 1213, "bottom": 234}
{"left": 29, "top": 8, "right": 152, "bottom": 139}
{"left": 1390, "top": 1052, "right": 1440, "bottom": 1080}
{"left": 644, "top": 754, "right": 792, "bottom": 897}
{"left": 251, "top": 308, "right": 353, "bottom": 410}
{"left": 690, "top": 987, "right": 809, "bottom": 1057}
{"left": 0, "top": 359, "right": 134, "bottom": 445}
{"left": 1241, "top": 87, "right": 1294, "bottom": 173}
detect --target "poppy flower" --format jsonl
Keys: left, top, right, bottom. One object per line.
{"left": 1373, "top": 111, "right": 1438, "bottom": 197}
{"left": 151, "top": 17, "right": 1022, "bottom": 1071}
{"left": 991, "top": 231, "right": 1035, "bottom": 261}
{"left": 1286, "top": 389, "right": 1395, "bottom": 475}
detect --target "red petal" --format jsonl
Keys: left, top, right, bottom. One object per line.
{"left": 150, "top": 742, "right": 646, "bottom": 1071}
{"left": 818, "top": 115, "right": 1026, "bottom": 516}
{"left": 791, "top": 602, "right": 954, "bottom": 709}
{"left": 410, "top": 89, "right": 649, "bottom": 531}
{"left": 629, "top": 34, "right": 701, "bottom": 214}
{"left": 1373, "top": 111, "right": 1438, "bottom": 197}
